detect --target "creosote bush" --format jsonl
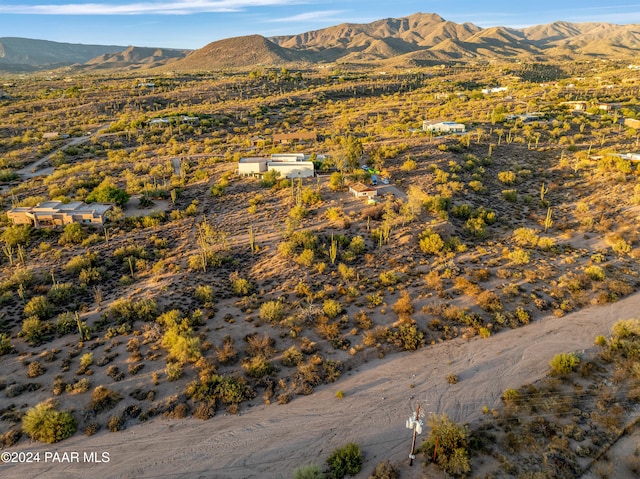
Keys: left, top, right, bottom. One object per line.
{"left": 549, "top": 352, "right": 580, "bottom": 376}
{"left": 420, "top": 414, "right": 470, "bottom": 476}
{"left": 326, "top": 442, "right": 363, "bottom": 479}
{"left": 22, "top": 401, "right": 77, "bottom": 443}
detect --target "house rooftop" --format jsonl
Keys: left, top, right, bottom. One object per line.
{"left": 350, "top": 182, "right": 376, "bottom": 193}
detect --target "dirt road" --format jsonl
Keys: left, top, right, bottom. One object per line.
{"left": 4, "top": 292, "right": 637, "bottom": 479}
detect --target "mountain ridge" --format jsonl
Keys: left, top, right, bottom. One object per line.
{"left": 2, "top": 12, "right": 639, "bottom": 72}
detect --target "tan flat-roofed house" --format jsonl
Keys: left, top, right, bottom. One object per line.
{"left": 7, "top": 201, "right": 113, "bottom": 229}
{"left": 349, "top": 182, "right": 377, "bottom": 199}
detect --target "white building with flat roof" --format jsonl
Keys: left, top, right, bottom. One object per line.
{"left": 423, "top": 121, "right": 466, "bottom": 133}
{"left": 238, "top": 153, "right": 315, "bottom": 178}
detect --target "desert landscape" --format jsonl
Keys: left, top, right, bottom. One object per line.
{"left": 1, "top": 12, "right": 640, "bottom": 479}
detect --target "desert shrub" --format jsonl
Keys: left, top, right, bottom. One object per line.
{"left": 323, "top": 299, "right": 343, "bottom": 319}
{"left": 281, "top": 346, "right": 304, "bottom": 367}
{"left": 369, "top": 460, "right": 398, "bottom": 479}
{"left": 395, "top": 323, "right": 425, "bottom": 351}
{"left": 326, "top": 443, "right": 363, "bottom": 479}
{"left": 165, "top": 361, "right": 183, "bottom": 381}
{"left": 508, "top": 248, "right": 530, "bottom": 265}
{"left": 244, "top": 333, "right": 276, "bottom": 358}
{"left": 379, "top": 270, "right": 399, "bottom": 286}
{"left": 294, "top": 248, "right": 314, "bottom": 267}
{"left": 186, "top": 374, "right": 250, "bottom": 406}
{"left": 89, "top": 386, "right": 123, "bottom": 413}
{"left": 47, "top": 282, "right": 74, "bottom": 305}
{"left": 79, "top": 352, "right": 93, "bottom": 371}
{"left": 594, "top": 335, "right": 607, "bottom": 347}
{"left": 349, "top": 236, "right": 365, "bottom": 255}
{"left": 85, "top": 423, "right": 100, "bottom": 436}
{"left": 2, "top": 225, "right": 32, "bottom": 247}
{"left": 66, "top": 378, "right": 91, "bottom": 394}
{"left": 419, "top": 414, "right": 470, "bottom": 476}
{"left": 65, "top": 252, "right": 98, "bottom": 274}
{"left": 610, "top": 238, "right": 631, "bottom": 255}
{"left": 215, "top": 336, "right": 238, "bottom": 365}
{"left": 106, "top": 365, "right": 124, "bottom": 381}
{"left": 338, "top": 263, "right": 356, "bottom": 281}
{"left": 293, "top": 464, "right": 325, "bottom": 479}
{"left": 367, "top": 293, "right": 383, "bottom": 308}
{"left": 392, "top": 291, "right": 414, "bottom": 317}
{"left": 22, "top": 401, "right": 77, "bottom": 443}
{"left": 502, "top": 388, "right": 521, "bottom": 406}
{"left": 194, "top": 285, "right": 214, "bottom": 304}
{"left": 550, "top": 352, "right": 580, "bottom": 376}
{"left": 58, "top": 223, "right": 87, "bottom": 246}
{"left": 24, "top": 295, "right": 54, "bottom": 320}
{"left": 21, "top": 316, "right": 48, "bottom": 345}
{"left": 259, "top": 301, "right": 284, "bottom": 322}
{"left": 419, "top": 230, "right": 445, "bottom": 255}
{"left": 322, "top": 360, "right": 343, "bottom": 383}
{"left": 0, "top": 333, "right": 14, "bottom": 355}
{"left": 1, "top": 429, "right": 22, "bottom": 447}
{"left": 79, "top": 267, "right": 103, "bottom": 285}
{"left": 585, "top": 265, "right": 605, "bottom": 281}
{"left": 242, "top": 356, "right": 276, "bottom": 378}
{"left": 231, "top": 276, "right": 252, "bottom": 296}
{"left": 476, "top": 290, "right": 502, "bottom": 312}
{"left": 468, "top": 180, "right": 486, "bottom": 193}
{"left": 498, "top": 170, "right": 517, "bottom": 184}
{"left": 502, "top": 189, "right": 518, "bottom": 202}
{"left": 162, "top": 324, "right": 201, "bottom": 364}
{"left": 27, "top": 360, "right": 46, "bottom": 378}
{"left": 107, "top": 414, "right": 125, "bottom": 432}
{"left": 512, "top": 227, "right": 539, "bottom": 247}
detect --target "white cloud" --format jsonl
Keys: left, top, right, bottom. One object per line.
{"left": 0, "top": 0, "right": 304, "bottom": 15}
{"left": 268, "top": 9, "right": 345, "bottom": 23}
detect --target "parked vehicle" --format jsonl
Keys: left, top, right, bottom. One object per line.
{"left": 371, "top": 174, "right": 378, "bottom": 186}
{"left": 381, "top": 178, "right": 390, "bottom": 185}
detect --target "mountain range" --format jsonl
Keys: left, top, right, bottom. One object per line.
{"left": 1, "top": 12, "right": 639, "bottom": 72}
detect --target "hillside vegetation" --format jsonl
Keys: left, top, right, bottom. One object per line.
{"left": 0, "top": 61, "right": 639, "bottom": 477}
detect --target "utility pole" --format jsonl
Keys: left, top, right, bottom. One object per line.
{"left": 406, "top": 404, "right": 424, "bottom": 466}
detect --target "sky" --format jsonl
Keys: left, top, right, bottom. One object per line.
{"left": 1, "top": 1, "right": 640, "bottom": 50}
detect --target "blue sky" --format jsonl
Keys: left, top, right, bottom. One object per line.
{"left": 1, "top": 1, "right": 640, "bottom": 49}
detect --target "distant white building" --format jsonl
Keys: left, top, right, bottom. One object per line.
{"left": 238, "top": 157, "right": 268, "bottom": 176}
{"left": 481, "top": 86, "right": 508, "bottom": 94}
{"left": 423, "top": 121, "right": 466, "bottom": 134}
{"left": 238, "top": 153, "right": 315, "bottom": 178}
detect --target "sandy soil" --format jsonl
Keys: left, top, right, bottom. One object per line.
{"left": 4, "top": 291, "right": 639, "bottom": 479}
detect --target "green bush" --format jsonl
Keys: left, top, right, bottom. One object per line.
{"left": 420, "top": 414, "right": 470, "bottom": 476}
{"left": 294, "top": 464, "right": 325, "bottom": 479}
{"left": 58, "top": 223, "right": 86, "bottom": 246}
{"left": 24, "top": 295, "right": 54, "bottom": 320}
{"left": 0, "top": 333, "right": 14, "bottom": 355}
{"left": 323, "top": 299, "right": 342, "bottom": 319}
{"left": 21, "top": 316, "right": 48, "bottom": 345}
{"left": 22, "top": 401, "right": 77, "bottom": 443}
{"left": 502, "top": 189, "right": 518, "bottom": 202}
{"left": 326, "top": 443, "right": 363, "bottom": 479}
{"left": 195, "top": 285, "right": 214, "bottom": 304}
{"left": 549, "top": 352, "right": 580, "bottom": 376}
{"left": 584, "top": 265, "right": 605, "bottom": 281}
{"left": 419, "top": 231, "right": 445, "bottom": 255}
{"left": 259, "top": 301, "right": 284, "bottom": 322}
